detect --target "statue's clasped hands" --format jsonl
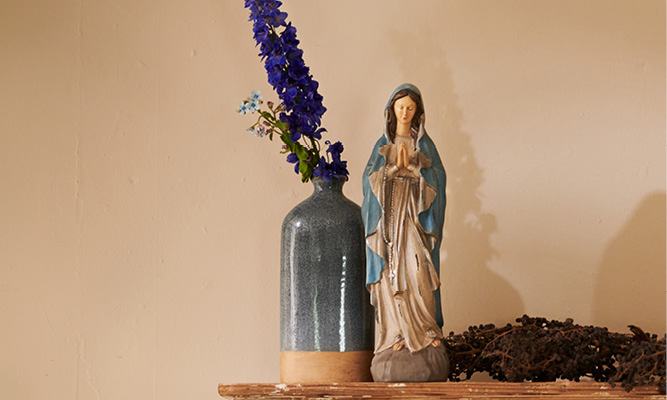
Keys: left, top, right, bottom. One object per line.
{"left": 397, "top": 142, "right": 410, "bottom": 170}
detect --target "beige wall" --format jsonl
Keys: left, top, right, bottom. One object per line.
{"left": 1, "top": 0, "right": 664, "bottom": 399}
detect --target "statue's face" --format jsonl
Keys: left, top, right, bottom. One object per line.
{"left": 393, "top": 95, "right": 417, "bottom": 128}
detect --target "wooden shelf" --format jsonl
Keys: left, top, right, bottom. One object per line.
{"left": 219, "top": 382, "right": 665, "bottom": 399}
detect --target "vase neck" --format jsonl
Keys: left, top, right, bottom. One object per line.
{"left": 311, "top": 177, "right": 345, "bottom": 194}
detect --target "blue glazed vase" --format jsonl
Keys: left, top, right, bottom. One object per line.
{"left": 280, "top": 177, "right": 374, "bottom": 383}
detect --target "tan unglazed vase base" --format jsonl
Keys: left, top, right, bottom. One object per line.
{"left": 280, "top": 351, "right": 374, "bottom": 383}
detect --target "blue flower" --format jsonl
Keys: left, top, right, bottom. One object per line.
{"left": 248, "top": 99, "right": 260, "bottom": 113}
{"left": 250, "top": 90, "right": 263, "bottom": 101}
{"left": 237, "top": 101, "right": 249, "bottom": 115}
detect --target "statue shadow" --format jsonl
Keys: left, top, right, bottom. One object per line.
{"left": 384, "top": 27, "right": 525, "bottom": 334}
{"left": 592, "top": 192, "right": 666, "bottom": 335}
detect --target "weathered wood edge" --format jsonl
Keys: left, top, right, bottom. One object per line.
{"left": 218, "top": 382, "right": 666, "bottom": 399}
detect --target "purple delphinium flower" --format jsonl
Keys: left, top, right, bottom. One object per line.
{"left": 286, "top": 152, "right": 300, "bottom": 174}
{"left": 312, "top": 141, "right": 348, "bottom": 182}
{"left": 242, "top": 0, "right": 348, "bottom": 182}
{"left": 312, "top": 157, "right": 330, "bottom": 181}
{"left": 245, "top": 0, "right": 327, "bottom": 142}
{"left": 327, "top": 141, "right": 349, "bottom": 177}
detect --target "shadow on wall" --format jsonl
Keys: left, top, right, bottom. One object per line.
{"left": 385, "top": 26, "right": 525, "bottom": 332}
{"left": 593, "top": 192, "right": 666, "bottom": 335}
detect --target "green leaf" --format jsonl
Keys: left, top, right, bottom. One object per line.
{"left": 300, "top": 165, "right": 313, "bottom": 182}
{"left": 275, "top": 120, "right": 288, "bottom": 132}
{"left": 280, "top": 133, "right": 294, "bottom": 148}
{"left": 295, "top": 144, "right": 308, "bottom": 162}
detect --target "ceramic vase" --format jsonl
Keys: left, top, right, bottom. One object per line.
{"left": 280, "top": 177, "right": 374, "bottom": 383}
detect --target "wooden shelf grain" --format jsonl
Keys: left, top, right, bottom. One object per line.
{"left": 218, "top": 382, "right": 665, "bottom": 399}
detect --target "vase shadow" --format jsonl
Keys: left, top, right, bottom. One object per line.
{"left": 592, "top": 192, "right": 666, "bottom": 335}
{"left": 384, "top": 26, "right": 525, "bottom": 334}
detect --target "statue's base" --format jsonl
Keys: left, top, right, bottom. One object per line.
{"left": 371, "top": 345, "right": 450, "bottom": 382}
{"left": 280, "top": 351, "right": 373, "bottom": 383}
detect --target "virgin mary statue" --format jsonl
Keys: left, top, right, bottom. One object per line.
{"left": 362, "top": 84, "right": 448, "bottom": 381}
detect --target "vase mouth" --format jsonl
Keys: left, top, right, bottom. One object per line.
{"left": 311, "top": 176, "right": 346, "bottom": 192}
{"left": 311, "top": 176, "right": 347, "bottom": 183}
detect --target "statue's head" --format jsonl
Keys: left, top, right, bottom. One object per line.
{"left": 387, "top": 88, "right": 424, "bottom": 142}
